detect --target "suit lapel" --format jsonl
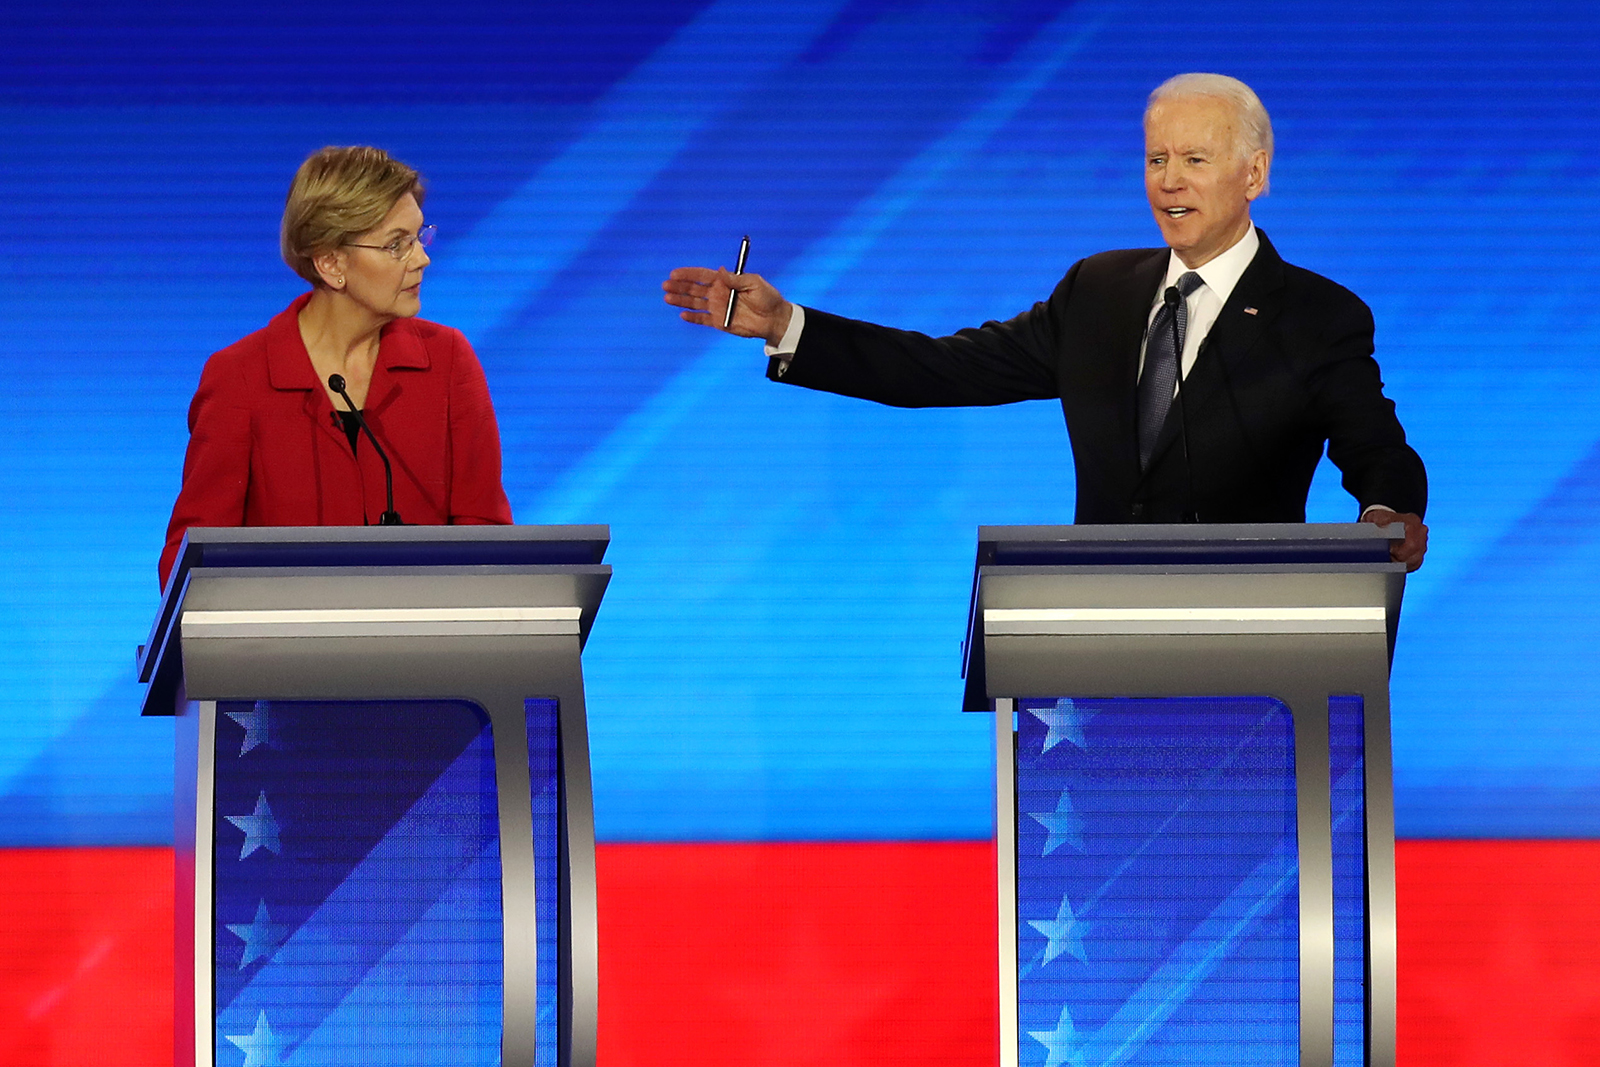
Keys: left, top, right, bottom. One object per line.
{"left": 364, "top": 320, "right": 431, "bottom": 422}
{"left": 264, "top": 294, "right": 351, "bottom": 453}
{"left": 1143, "top": 231, "right": 1287, "bottom": 470}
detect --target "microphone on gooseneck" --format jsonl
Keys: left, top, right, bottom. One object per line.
{"left": 1166, "top": 286, "right": 1199, "bottom": 523}
{"left": 327, "top": 374, "right": 403, "bottom": 526}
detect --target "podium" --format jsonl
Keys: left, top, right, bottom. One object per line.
{"left": 963, "top": 524, "right": 1404, "bottom": 1067}
{"left": 138, "top": 526, "right": 611, "bottom": 1067}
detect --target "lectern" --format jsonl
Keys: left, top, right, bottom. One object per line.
{"left": 138, "top": 526, "right": 611, "bottom": 1067}
{"left": 964, "top": 524, "right": 1404, "bottom": 1067}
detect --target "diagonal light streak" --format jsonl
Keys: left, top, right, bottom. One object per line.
{"left": 425, "top": 0, "right": 851, "bottom": 341}
{"left": 779, "top": 5, "right": 1115, "bottom": 307}
{"left": 1032, "top": 700, "right": 1288, "bottom": 921}
{"left": 1040, "top": 760, "right": 1369, "bottom": 1064}
{"left": 1018, "top": 699, "right": 1288, "bottom": 977}
{"left": 533, "top": 0, "right": 1116, "bottom": 521}
{"left": 1083, "top": 839, "right": 1298, "bottom": 1066}
{"left": 283, "top": 835, "right": 504, "bottom": 1063}
{"left": 217, "top": 740, "right": 498, "bottom": 1045}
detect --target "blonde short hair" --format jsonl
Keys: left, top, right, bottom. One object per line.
{"left": 280, "top": 146, "right": 426, "bottom": 285}
{"left": 1147, "top": 73, "right": 1274, "bottom": 193}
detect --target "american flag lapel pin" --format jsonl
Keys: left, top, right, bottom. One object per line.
{"left": 1243, "top": 306, "right": 1259, "bottom": 315}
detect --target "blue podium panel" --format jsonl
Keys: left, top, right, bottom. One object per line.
{"left": 1328, "top": 696, "right": 1367, "bottom": 1067}
{"left": 1015, "top": 697, "right": 1300, "bottom": 1067}
{"left": 209, "top": 697, "right": 562, "bottom": 1067}
{"left": 526, "top": 698, "right": 563, "bottom": 1067}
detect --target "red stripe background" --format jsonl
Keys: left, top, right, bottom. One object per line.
{"left": 1, "top": 841, "right": 1595, "bottom": 1066}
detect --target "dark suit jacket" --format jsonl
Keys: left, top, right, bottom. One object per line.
{"left": 160, "top": 292, "right": 513, "bottom": 587}
{"left": 770, "top": 229, "right": 1426, "bottom": 524}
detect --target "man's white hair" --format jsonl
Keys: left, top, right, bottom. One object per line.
{"left": 1147, "top": 73, "right": 1273, "bottom": 193}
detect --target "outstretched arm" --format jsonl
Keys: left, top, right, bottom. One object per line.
{"left": 663, "top": 266, "right": 793, "bottom": 346}
{"left": 663, "top": 257, "right": 1068, "bottom": 411}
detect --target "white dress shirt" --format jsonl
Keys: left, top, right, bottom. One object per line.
{"left": 766, "top": 304, "right": 807, "bottom": 361}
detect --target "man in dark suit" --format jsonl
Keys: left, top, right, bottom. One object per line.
{"left": 663, "top": 73, "right": 1428, "bottom": 570}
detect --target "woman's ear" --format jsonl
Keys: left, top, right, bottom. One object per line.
{"left": 312, "top": 248, "right": 349, "bottom": 290}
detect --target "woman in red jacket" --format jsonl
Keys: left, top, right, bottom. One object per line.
{"left": 160, "top": 146, "right": 513, "bottom": 587}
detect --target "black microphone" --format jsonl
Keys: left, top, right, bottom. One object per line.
{"left": 327, "top": 374, "right": 403, "bottom": 526}
{"left": 1165, "top": 286, "right": 1199, "bottom": 523}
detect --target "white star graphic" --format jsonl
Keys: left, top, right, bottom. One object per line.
{"left": 225, "top": 791, "right": 281, "bottom": 859}
{"left": 1027, "top": 1002, "right": 1086, "bottom": 1067}
{"left": 225, "top": 702, "right": 271, "bottom": 755}
{"left": 1027, "top": 789, "right": 1086, "bottom": 855}
{"left": 1030, "top": 698, "right": 1091, "bottom": 753}
{"left": 225, "top": 900, "right": 287, "bottom": 969}
{"left": 224, "top": 1010, "right": 284, "bottom": 1066}
{"left": 1027, "top": 893, "right": 1089, "bottom": 966}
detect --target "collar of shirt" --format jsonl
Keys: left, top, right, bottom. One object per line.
{"left": 1160, "top": 223, "right": 1259, "bottom": 306}
{"left": 1141, "top": 224, "right": 1260, "bottom": 382}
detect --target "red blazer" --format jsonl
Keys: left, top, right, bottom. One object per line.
{"left": 160, "top": 293, "right": 513, "bottom": 587}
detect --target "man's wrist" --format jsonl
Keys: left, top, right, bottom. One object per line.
{"left": 763, "top": 304, "right": 805, "bottom": 357}
{"left": 767, "top": 303, "right": 795, "bottom": 348}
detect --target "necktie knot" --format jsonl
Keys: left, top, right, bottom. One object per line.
{"left": 1166, "top": 270, "right": 1203, "bottom": 304}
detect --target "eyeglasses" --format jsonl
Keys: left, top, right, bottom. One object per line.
{"left": 344, "top": 224, "right": 436, "bottom": 261}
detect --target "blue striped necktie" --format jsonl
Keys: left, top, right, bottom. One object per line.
{"left": 1137, "top": 270, "right": 1204, "bottom": 470}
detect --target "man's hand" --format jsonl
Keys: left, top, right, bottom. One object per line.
{"left": 663, "top": 266, "right": 793, "bottom": 346}
{"left": 1362, "top": 508, "right": 1428, "bottom": 572}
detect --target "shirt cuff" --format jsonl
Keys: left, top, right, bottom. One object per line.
{"left": 763, "top": 305, "right": 805, "bottom": 375}
{"left": 1360, "top": 504, "right": 1396, "bottom": 520}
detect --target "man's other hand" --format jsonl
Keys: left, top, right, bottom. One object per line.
{"left": 663, "top": 267, "right": 792, "bottom": 346}
{"left": 1362, "top": 508, "right": 1428, "bottom": 572}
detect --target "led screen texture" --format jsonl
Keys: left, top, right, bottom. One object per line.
{"left": 1, "top": 0, "right": 1597, "bottom": 848}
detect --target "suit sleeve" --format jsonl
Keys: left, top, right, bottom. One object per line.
{"left": 770, "top": 263, "right": 1082, "bottom": 407}
{"left": 447, "top": 332, "right": 514, "bottom": 526}
{"left": 159, "top": 355, "right": 252, "bottom": 588}
{"left": 1307, "top": 300, "right": 1429, "bottom": 518}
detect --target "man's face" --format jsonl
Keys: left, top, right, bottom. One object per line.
{"left": 1144, "top": 95, "right": 1268, "bottom": 268}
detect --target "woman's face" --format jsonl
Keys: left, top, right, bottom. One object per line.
{"left": 336, "top": 192, "right": 431, "bottom": 320}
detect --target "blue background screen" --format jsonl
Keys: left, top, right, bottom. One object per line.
{"left": 1, "top": 0, "right": 1596, "bottom": 847}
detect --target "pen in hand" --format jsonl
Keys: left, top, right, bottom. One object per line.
{"left": 723, "top": 234, "right": 750, "bottom": 329}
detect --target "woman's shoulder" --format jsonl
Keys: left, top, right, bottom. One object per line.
{"left": 395, "top": 315, "right": 471, "bottom": 351}
{"left": 197, "top": 322, "right": 271, "bottom": 388}
{"left": 196, "top": 297, "right": 308, "bottom": 392}
{"left": 388, "top": 316, "right": 483, "bottom": 376}
{"left": 209, "top": 321, "right": 274, "bottom": 363}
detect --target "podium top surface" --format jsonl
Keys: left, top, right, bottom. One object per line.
{"left": 976, "top": 522, "right": 1401, "bottom": 568}
{"left": 170, "top": 523, "right": 609, "bottom": 574}
{"left": 139, "top": 526, "right": 611, "bottom": 712}
{"left": 961, "top": 524, "right": 1406, "bottom": 711}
